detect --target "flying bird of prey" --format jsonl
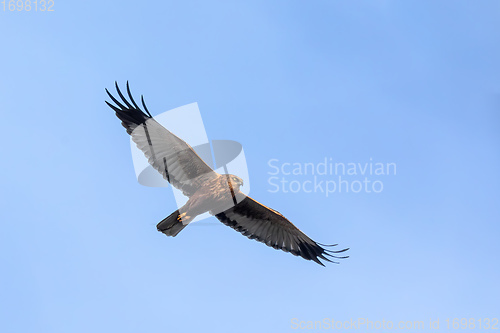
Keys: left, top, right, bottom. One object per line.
{"left": 105, "top": 82, "right": 348, "bottom": 266}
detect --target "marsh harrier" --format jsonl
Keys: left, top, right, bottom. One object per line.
{"left": 106, "top": 82, "right": 348, "bottom": 265}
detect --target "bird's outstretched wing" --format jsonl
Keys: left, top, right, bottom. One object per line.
{"left": 214, "top": 196, "right": 349, "bottom": 266}
{"left": 105, "top": 82, "right": 219, "bottom": 196}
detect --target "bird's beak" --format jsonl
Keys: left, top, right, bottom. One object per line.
{"left": 239, "top": 180, "right": 244, "bottom": 187}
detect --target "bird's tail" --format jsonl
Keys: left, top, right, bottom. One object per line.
{"left": 157, "top": 210, "right": 189, "bottom": 237}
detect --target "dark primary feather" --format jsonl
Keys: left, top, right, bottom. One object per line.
{"left": 105, "top": 81, "right": 219, "bottom": 196}
{"left": 215, "top": 196, "right": 349, "bottom": 266}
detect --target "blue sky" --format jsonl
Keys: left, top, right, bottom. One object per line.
{"left": 1, "top": 1, "right": 499, "bottom": 332}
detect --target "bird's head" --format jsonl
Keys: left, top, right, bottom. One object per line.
{"left": 227, "top": 174, "right": 244, "bottom": 190}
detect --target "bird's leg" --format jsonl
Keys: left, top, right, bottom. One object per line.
{"left": 177, "top": 198, "right": 206, "bottom": 224}
{"left": 177, "top": 212, "right": 191, "bottom": 222}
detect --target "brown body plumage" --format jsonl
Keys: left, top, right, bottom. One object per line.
{"left": 177, "top": 174, "right": 244, "bottom": 224}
